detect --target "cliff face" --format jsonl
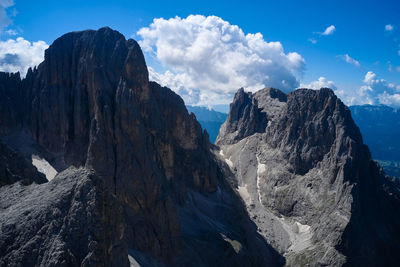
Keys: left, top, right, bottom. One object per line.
{"left": 0, "top": 28, "right": 281, "bottom": 266}
{"left": 0, "top": 72, "right": 25, "bottom": 136}
{"left": 0, "top": 140, "right": 47, "bottom": 186}
{"left": 215, "top": 88, "right": 269, "bottom": 145}
{"left": 217, "top": 87, "right": 400, "bottom": 266}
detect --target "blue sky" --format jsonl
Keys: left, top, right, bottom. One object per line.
{"left": 0, "top": 0, "right": 399, "bottom": 111}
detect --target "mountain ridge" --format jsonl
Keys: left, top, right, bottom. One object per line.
{"left": 217, "top": 87, "right": 400, "bottom": 266}
{"left": 0, "top": 27, "right": 282, "bottom": 266}
{"left": 0, "top": 27, "right": 399, "bottom": 266}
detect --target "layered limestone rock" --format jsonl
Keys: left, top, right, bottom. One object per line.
{"left": 217, "top": 87, "right": 400, "bottom": 266}
{"left": 0, "top": 28, "right": 282, "bottom": 266}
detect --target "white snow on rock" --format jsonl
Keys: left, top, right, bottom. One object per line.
{"left": 128, "top": 254, "right": 140, "bottom": 267}
{"left": 225, "top": 157, "right": 234, "bottom": 168}
{"left": 31, "top": 155, "right": 57, "bottom": 181}
{"left": 256, "top": 155, "right": 266, "bottom": 204}
{"left": 295, "top": 221, "right": 311, "bottom": 234}
{"left": 219, "top": 149, "right": 234, "bottom": 168}
{"left": 257, "top": 162, "right": 266, "bottom": 175}
{"left": 238, "top": 184, "right": 251, "bottom": 204}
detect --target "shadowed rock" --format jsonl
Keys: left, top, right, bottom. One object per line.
{"left": 0, "top": 168, "right": 127, "bottom": 267}
{"left": 0, "top": 140, "right": 47, "bottom": 186}
{"left": 216, "top": 88, "right": 269, "bottom": 145}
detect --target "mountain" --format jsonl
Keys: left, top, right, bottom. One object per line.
{"left": 186, "top": 106, "right": 227, "bottom": 143}
{"left": 349, "top": 105, "right": 400, "bottom": 177}
{"left": 1, "top": 27, "right": 400, "bottom": 267}
{"left": 217, "top": 87, "right": 400, "bottom": 266}
{"left": 0, "top": 28, "right": 282, "bottom": 266}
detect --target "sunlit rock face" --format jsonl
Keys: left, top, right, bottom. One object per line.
{"left": 217, "top": 87, "right": 400, "bottom": 266}
{"left": 0, "top": 28, "right": 283, "bottom": 266}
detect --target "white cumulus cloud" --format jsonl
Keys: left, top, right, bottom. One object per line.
{"left": 385, "top": 24, "right": 394, "bottom": 32}
{"left": 137, "top": 15, "right": 305, "bottom": 105}
{"left": 300, "top": 77, "right": 337, "bottom": 90}
{"left": 321, "top": 25, "right": 336, "bottom": 35}
{"left": 341, "top": 54, "right": 360, "bottom": 67}
{"left": 300, "top": 74, "right": 400, "bottom": 108}
{"left": 356, "top": 71, "right": 400, "bottom": 107}
{"left": 0, "top": 37, "right": 48, "bottom": 77}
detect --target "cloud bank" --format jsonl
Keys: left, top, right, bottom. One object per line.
{"left": 303, "top": 73, "right": 400, "bottom": 108}
{"left": 300, "top": 77, "right": 337, "bottom": 90}
{"left": 311, "top": 72, "right": 400, "bottom": 108}
{"left": 0, "top": 37, "right": 48, "bottom": 76}
{"left": 358, "top": 71, "right": 400, "bottom": 107}
{"left": 137, "top": 15, "right": 305, "bottom": 105}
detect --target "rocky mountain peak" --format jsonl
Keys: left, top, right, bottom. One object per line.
{"left": 216, "top": 87, "right": 269, "bottom": 145}
{"left": 2, "top": 26, "right": 400, "bottom": 266}
{"left": 217, "top": 86, "right": 400, "bottom": 266}
{"left": 0, "top": 28, "right": 282, "bottom": 266}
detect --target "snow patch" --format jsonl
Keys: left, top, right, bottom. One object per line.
{"left": 31, "top": 155, "right": 57, "bottom": 181}
{"left": 275, "top": 216, "right": 313, "bottom": 254}
{"left": 225, "top": 157, "right": 234, "bottom": 168}
{"left": 257, "top": 163, "right": 266, "bottom": 175}
{"left": 256, "top": 155, "right": 266, "bottom": 204}
{"left": 219, "top": 149, "right": 233, "bottom": 168}
{"left": 295, "top": 221, "right": 311, "bottom": 234}
{"left": 237, "top": 184, "right": 251, "bottom": 204}
{"left": 220, "top": 233, "right": 242, "bottom": 253}
{"left": 128, "top": 254, "right": 140, "bottom": 267}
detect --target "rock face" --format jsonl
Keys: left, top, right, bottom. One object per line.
{"left": 0, "top": 72, "right": 25, "bottom": 136}
{"left": 217, "top": 87, "right": 400, "bottom": 266}
{"left": 216, "top": 88, "right": 270, "bottom": 145}
{"left": 0, "top": 28, "right": 282, "bottom": 266}
{"left": 0, "top": 168, "right": 127, "bottom": 267}
{"left": 0, "top": 140, "right": 47, "bottom": 186}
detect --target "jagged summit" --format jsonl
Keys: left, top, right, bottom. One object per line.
{"left": 1, "top": 26, "right": 400, "bottom": 266}
{"left": 217, "top": 86, "right": 400, "bottom": 266}
{"left": 0, "top": 27, "right": 282, "bottom": 266}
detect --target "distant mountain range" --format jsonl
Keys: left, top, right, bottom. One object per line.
{"left": 186, "top": 105, "right": 227, "bottom": 143}
{"left": 349, "top": 105, "right": 400, "bottom": 177}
